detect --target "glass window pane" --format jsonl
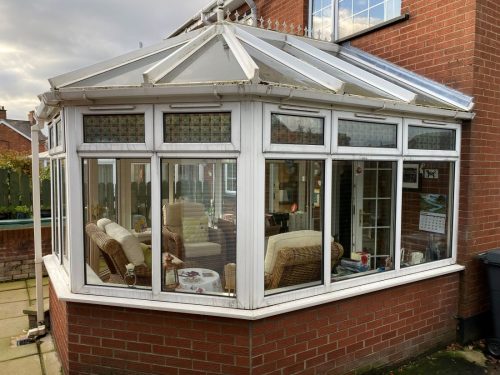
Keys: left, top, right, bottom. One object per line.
{"left": 50, "top": 126, "right": 55, "bottom": 150}
{"left": 353, "top": 0, "right": 369, "bottom": 14}
{"left": 401, "top": 161, "right": 454, "bottom": 268}
{"left": 83, "top": 114, "right": 145, "bottom": 143}
{"left": 51, "top": 160, "right": 59, "bottom": 257}
{"left": 338, "top": 119, "right": 397, "bottom": 148}
{"left": 56, "top": 120, "right": 63, "bottom": 147}
{"left": 60, "top": 159, "right": 67, "bottom": 259}
{"left": 163, "top": 113, "right": 231, "bottom": 143}
{"left": 264, "top": 160, "right": 325, "bottom": 294}
{"left": 353, "top": 11, "right": 369, "bottom": 33}
{"left": 83, "top": 158, "right": 151, "bottom": 289}
{"left": 161, "top": 159, "right": 236, "bottom": 297}
{"left": 339, "top": 0, "right": 353, "bottom": 19}
{"left": 271, "top": 113, "right": 324, "bottom": 145}
{"left": 408, "top": 126, "right": 456, "bottom": 150}
{"left": 369, "top": 4, "right": 385, "bottom": 26}
{"left": 332, "top": 161, "right": 396, "bottom": 281}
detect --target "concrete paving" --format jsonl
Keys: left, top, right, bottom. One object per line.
{"left": 0, "top": 277, "right": 62, "bottom": 375}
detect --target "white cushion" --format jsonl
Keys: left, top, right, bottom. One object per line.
{"left": 184, "top": 242, "right": 221, "bottom": 258}
{"left": 96, "top": 218, "right": 113, "bottom": 231}
{"left": 182, "top": 216, "right": 209, "bottom": 243}
{"left": 264, "top": 230, "right": 322, "bottom": 275}
{"left": 105, "top": 222, "right": 145, "bottom": 266}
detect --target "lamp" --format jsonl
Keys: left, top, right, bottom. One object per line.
{"left": 164, "top": 253, "right": 179, "bottom": 291}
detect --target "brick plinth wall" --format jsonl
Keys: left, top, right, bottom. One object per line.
{"left": 50, "top": 273, "right": 459, "bottom": 375}
{"left": 0, "top": 226, "right": 51, "bottom": 281}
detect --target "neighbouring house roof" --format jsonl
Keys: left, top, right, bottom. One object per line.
{"left": 0, "top": 119, "right": 47, "bottom": 142}
{"left": 38, "top": 21, "right": 474, "bottom": 120}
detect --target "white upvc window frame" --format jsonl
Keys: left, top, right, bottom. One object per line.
{"left": 48, "top": 112, "right": 65, "bottom": 155}
{"left": 263, "top": 103, "right": 332, "bottom": 154}
{"left": 403, "top": 118, "right": 461, "bottom": 158}
{"left": 154, "top": 102, "right": 241, "bottom": 153}
{"left": 75, "top": 105, "right": 154, "bottom": 152}
{"left": 333, "top": 111, "right": 403, "bottom": 155}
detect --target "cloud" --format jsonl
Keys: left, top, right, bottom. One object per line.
{"left": 0, "top": 0, "right": 208, "bottom": 119}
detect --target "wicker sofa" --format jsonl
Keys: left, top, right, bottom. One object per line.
{"left": 85, "top": 222, "right": 152, "bottom": 286}
{"left": 264, "top": 230, "right": 344, "bottom": 290}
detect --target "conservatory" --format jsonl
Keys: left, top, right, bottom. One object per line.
{"left": 35, "top": 20, "right": 473, "bottom": 316}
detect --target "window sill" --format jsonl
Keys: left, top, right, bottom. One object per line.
{"left": 45, "top": 254, "right": 463, "bottom": 321}
{"left": 335, "top": 13, "right": 410, "bottom": 44}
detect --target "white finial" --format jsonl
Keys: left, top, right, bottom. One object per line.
{"left": 275, "top": 19, "right": 280, "bottom": 31}
{"left": 298, "top": 25, "right": 303, "bottom": 35}
{"left": 282, "top": 21, "right": 287, "bottom": 33}
{"left": 259, "top": 16, "right": 265, "bottom": 28}
{"left": 290, "top": 23, "right": 295, "bottom": 34}
{"left": 304, "top": 26, "right": 309, "bottom": 36}
{"left": 267, "top": 18, "right": 272, "bottom": 29}
{"left": 216, "top": 0, "right": 224, "bottom": 22}
{"left": 234, "top": 10, "right": 239, "bottom": 21}
{"left": 226, "top": 9, "right": 231, "bottom": 20}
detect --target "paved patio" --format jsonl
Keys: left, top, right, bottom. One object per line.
{"left": 0, "top": 277, "right": 62, "bottom": 375}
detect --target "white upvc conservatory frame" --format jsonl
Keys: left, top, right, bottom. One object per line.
{"left": 55, "top": 98, "right": 463, "bottom": 313}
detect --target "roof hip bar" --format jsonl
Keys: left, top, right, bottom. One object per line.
{"left": 233, "top": 26, "right": 345, "bottom": 94}
{"left": 222, "top": 25, "right": 259, "bottom": 83}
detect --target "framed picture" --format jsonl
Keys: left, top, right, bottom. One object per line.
{"left": 403, "top": 163, "right": 419, "bottom": 189}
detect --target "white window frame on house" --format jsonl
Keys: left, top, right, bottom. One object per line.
{"left": 48, "top": 113, "right": 65, "bottom": 155}
{"left": 333, "top": 111, "right": 403, "bottom": 156}
{"left": 308, "top": 0, "right": 403, "bottom": 41}
{"left": 263, "top": 103, "right": 331, "bottom": 154}
{"left": 50, "top": 154, "right": 69, "bottom": 269}
{"left": 74, "top": 105, "right": 154, "bottom": 152}
{"left": 154, "top": 102, "right": 241, "bottom": 153}
{"left": 224, "top": 163, "right": 237, "bottom": 195}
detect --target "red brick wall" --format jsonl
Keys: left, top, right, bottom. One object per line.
{"left": 50, "top": 282, "right": 69, "bottom": 374}
{"left": 238, "top": 0, "right": 308, "bottom": 29}
{"left": 51, "top": 274, "right": 459, "bottom": 375}
{"left": 0, "top": 124, "right": 45, "bottom": 153}
{"left": 0, "top": 226, "right": 51, "bottom": 281}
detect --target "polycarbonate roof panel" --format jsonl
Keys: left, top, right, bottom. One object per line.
{"left": 241, "top": 41, "right": 326, "bottom": 90}
{"left": 66, "top": 45, "right": 185, "bottom": 88}
{"left": 47, "top": 21, "right": 473, "bottom": 113}
{"left": 158, "top": 36, "right": 247, "bottom": 84}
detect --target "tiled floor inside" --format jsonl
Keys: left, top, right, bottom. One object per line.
{"left": 0, "top": 278, "right": 62, "bottom": 374}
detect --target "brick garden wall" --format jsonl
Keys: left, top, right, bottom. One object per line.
{"left": 51, "top": 274, "right": 459, "bottom": 375}
{"left": 0, "top": 226, "right": 51, "bottom": 281}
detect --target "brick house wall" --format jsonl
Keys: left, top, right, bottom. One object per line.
{"left": 0, "top": 226, "right": 51, "bottom": 281}
{"left": 50, "top": 274, "right": 458, "bottom": 375}
{"left": 0, "top": 124, "right": 34, "bottom": 153}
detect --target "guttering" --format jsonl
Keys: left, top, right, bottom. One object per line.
{"left": 43, "top": 84, "right": 475, "bottom": 120}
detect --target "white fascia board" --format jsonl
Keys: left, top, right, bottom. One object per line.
{"left": 143, "top": 25, "right": 218, "bottom": 84}
{"left": 339, "top": 46, "right": 474, "bottom": 111}
{"left": 222, "top": 25, "right": 260, "bottom": 83}
{"left": 286, "top": 36, "right": 417, "bottom": 103}
{"left": 48, "top": 29, "right": 205, "bottom": 89}
{"left": 0, "top": 120, "right": 32, "bottom": 141}
{"left": 234, "top": 26, "right": 345, "bottom": 93}
{"left": 53, "top": 84, "right": 474, "bottom": 120}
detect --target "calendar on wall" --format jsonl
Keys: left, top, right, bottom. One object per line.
{"left": 419, "top": 212, "right": 446, "bottom": 234}
{"left": 419, "top": 194, "right": 447, "bottom": 234}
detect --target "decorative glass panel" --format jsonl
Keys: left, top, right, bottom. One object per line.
{"left": 83, "top": 114, "right": 145, "bottom": 143}
{"left": 401, "top": 161, "right": 454, "bottom": 268}
{"left": 408, "top": 126, "right": 456, "bottom": 150}
{"left": 338, "top": 119, "right": 397, "bottom": 148}
{"left": 163, "top": 113, "right": 231, "bottom": 143}
{"left": 271, "top": 113, "right": 324, "bottom": 145}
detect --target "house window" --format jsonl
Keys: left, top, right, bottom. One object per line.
{"left": 161, "top": 159, "right": 237, "bottom": 296}
{"left": 83, "top": 158, "right": 152, "bottom": 289}
{"left": 338, "top": 119, "right": 397, "bottom": 148}
{"left": 311, "top": 0, "right": 402, "bottom": 40}
{"left": 224, "top": 163, "right": 237, "bottom": 195}
{"left": 163, "top": 112, "right": 231, "bottom": 143}
{"left": 401, "top": 161, "right": 454, "bottom": 267}
{"left": 331, "top": 160, "right": 396, "bottom": 280}
{"left": 408, "top": 126, "right": 456, "bottom": 151}
{"left": 264, "top": 159, "right": 325, "bottom": 294}
{"left": 83, "top": 114, "right": 145, "bottom": 143}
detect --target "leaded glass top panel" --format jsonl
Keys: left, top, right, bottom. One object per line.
{"left": 83, "top": 114, "right": 145, "bottom": 143}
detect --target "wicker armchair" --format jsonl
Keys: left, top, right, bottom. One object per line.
{"left": 264, "top": 240, "right": 344, "bottom": 290}
{"left": 85, "top": 223, "right": 151, "bottom": 286}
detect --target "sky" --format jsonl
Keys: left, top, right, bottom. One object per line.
{"left": 0, "top": 0, "right": 209, "bottom": 120}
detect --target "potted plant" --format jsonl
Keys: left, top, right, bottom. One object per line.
{"left": 14, "top": 205, "right": 31, "bottom": 219}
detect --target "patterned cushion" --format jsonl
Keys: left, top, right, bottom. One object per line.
{"left": 182, "top": 216, "right": 209, "bottom": 243}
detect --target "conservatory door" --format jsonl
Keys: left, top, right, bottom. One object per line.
{"left": 352, "top": 161, "right": 395, "bottom": 269}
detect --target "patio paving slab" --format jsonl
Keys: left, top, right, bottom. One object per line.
{"left": 42, "top": 351, "right": 62, "bottom": 374}
{"left": 0, "top": 280, "right": 26, "bottom": 292}
{"left": 0, "top": 288, "right": 29, "bottom": 304}
{"left": 0, "top": 337, "right": 37, "bottom": 362}
{"left": 0, "top": 316, "right": 30, "bottom": 339}
{"left": 0, "top": 300, "right": 30, "bottom": 319}
{"left": 26, "top": 277, "right": 49, "bottom": 288}
{"left": 0, "top": 355, "right": 43, "bottom": 375}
